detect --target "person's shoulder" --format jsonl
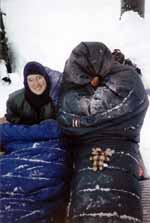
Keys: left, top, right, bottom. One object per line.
{"left": 108, "top": 63, "right": 146, "bottom": 96}
{"left": 110, "top": 62, "right": 140, "bottom": 79}
{"left": 6, "top": 88, "right": 25, "bottom": 111}
{"left": 9, "top": 88, "right": 25, "bottom": 100}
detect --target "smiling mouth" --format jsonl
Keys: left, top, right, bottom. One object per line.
{"left": 34, "top": 87, "right": 42, "bottom": 91}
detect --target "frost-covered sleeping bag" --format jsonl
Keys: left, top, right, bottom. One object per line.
{"left": 58, "top": 42, "right": 149, "bottom": 223}
{"left": 0, "top": 119, "right": 70, "bottom": 223}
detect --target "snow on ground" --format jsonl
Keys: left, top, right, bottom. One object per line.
{"left": 0, "top": 73, "right": 23, "bottom": 116}
{"left": 0, "top": 0, "right": 150, "bottom": 174}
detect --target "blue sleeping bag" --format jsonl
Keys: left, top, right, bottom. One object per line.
{"left": 0, "top": 119, "right": 70, "bottom": 223}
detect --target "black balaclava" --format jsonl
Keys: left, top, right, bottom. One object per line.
{"left": 23, "top": 61, "right": 53, "bottom": 110}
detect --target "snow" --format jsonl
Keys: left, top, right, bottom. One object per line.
{"left": 73, "top": 212, "right": 141, "bottom": 222}
{"left": 0, "top": 60, "right": 8, "bottom": 78}
{"left": 0, "top": 0, "right": 150, "bottom": 174}
{"left": 78, "top": 188, "right": 140, "bottom": 199}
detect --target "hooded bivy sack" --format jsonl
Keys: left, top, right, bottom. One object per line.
{"left": 0, "top": 120, "right": 70, "bottom": 223}
{"left": 58, "top": 42, "right": 149, "bottom": 223}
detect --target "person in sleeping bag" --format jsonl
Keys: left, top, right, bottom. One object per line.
{"left": 0, "top": 62, "right": 71, "bottom": 223}
{"left": 0, "top": 61, "right": 62, "bottom": 125}
{"left": 57, "top": 42, "right": 149, "bottom": 223}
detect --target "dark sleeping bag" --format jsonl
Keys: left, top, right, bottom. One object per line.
{"left": 57, "top": 42, "right": 149, "bottom": 223}
{"left": 0, "top": 119, "right": 70, "bottom": 223}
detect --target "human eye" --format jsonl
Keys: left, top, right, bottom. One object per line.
{"left": 37, "top": 75, "right": 42, "bottom": 80}
{"left": 28, "top": 77, "right": 33, "bottom": 82}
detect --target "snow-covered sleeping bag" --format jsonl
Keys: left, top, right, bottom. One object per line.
{"left": 58, "top": 42, "right": 149, "bottom": 223}
{"left": 0, "top": 119, "right": 70, "bottom": 223}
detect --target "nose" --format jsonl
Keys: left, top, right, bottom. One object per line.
{"left": 32, "top": 79, "right": 40, "bottom": 88}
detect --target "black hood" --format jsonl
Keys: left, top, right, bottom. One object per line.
{"left": 63, "top": 42, "right": 113, "bottom": 86}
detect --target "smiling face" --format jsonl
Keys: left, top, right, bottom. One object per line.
{"left": 27, "top": 74, "right": 47, "bottom": 95}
